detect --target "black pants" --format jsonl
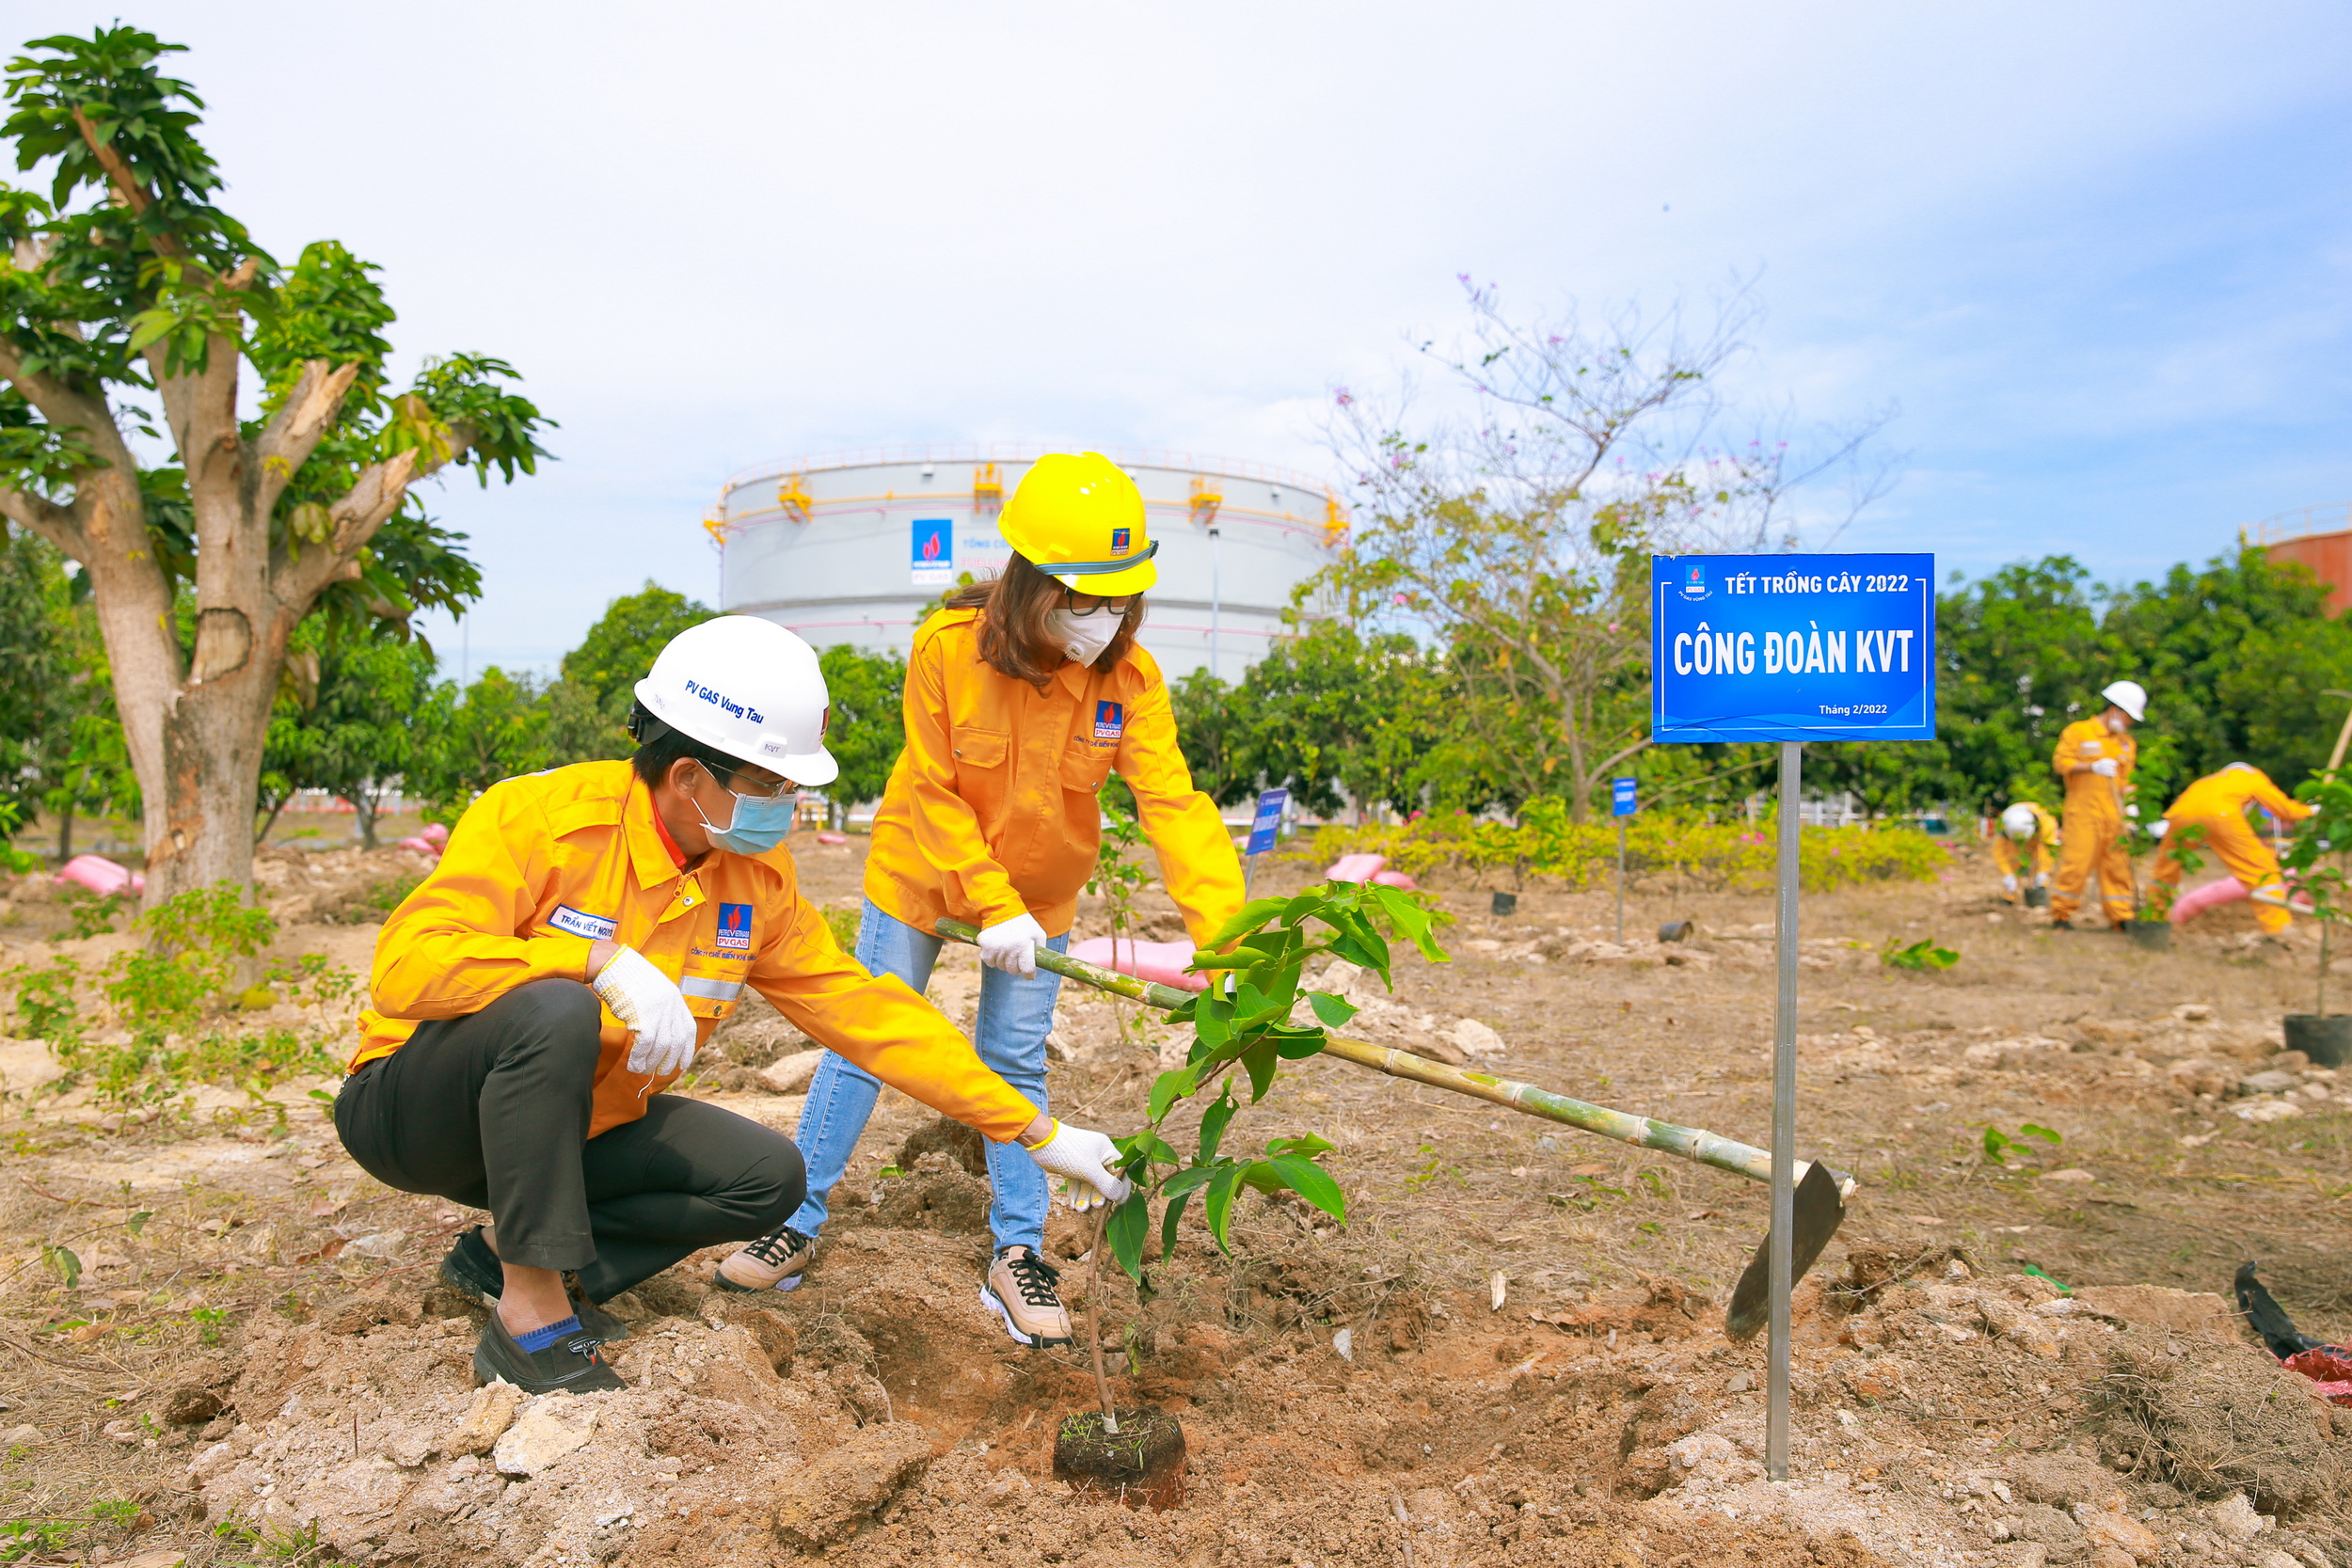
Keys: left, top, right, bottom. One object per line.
{"left": 335, "top": 978, "right": 805, "bottom": 1303}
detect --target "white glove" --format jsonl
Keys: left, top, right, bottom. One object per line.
{"left": 977, "top": 912, "right": 1048, "bottom": 978}
{"left": 592, "top": 945, "right": 697, "bottom": 1077}
{"left": 1021, "top": 1120, "right": 1133, "bottom": 1211}
{"left": 2090, "top": 758, "right": 2119, "bottom": 777}
{"left": 2151, "top": 818, "right": 2169, "bottom": 837}
{"left": 2002, "top": 873, "right": 2019, "bottom": 894}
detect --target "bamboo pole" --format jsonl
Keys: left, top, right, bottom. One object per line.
{"left": 936, "top": 918, "right": 1854, "bottom": 1198}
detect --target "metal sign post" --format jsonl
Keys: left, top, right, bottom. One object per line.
{"left": 1612, "top": 777, "right": 1637, "bottom": 942}
{"left": 1243, "top": 787, "right": 1288, "bottom": 900}
{"left": 1650, "top": 552, "right": 1934, "bottom": 1481}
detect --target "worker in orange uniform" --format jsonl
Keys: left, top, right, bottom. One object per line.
{"left": 334, "top": 617, "right": 1131, "bottom": 1396}
{"left": 1991, "top": 800, "right": 2061, "bottom": 905}
{"left": 2153, "top": 763, "right": 2315, "bottom": 933}
{"left": 2048, "top": 680, "right": 2146, "bottom": 930}
{"left": 716, "top": 452, "right": 1246, "bottom": 1351}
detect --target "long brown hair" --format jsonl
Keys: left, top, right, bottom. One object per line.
{"left": 947, "top": 554, "right": 1146, "bottom": 687}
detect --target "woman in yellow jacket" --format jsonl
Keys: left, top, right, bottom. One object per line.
{"left": 2153, "top": 762, "right": 2314, "bottom": 932}
{"left": 716, "top": 453, "right": 1246, "bottom": 1348}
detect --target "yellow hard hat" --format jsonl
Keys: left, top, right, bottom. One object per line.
{"left": 998, "top": 452, "right": 1157, "bottom": 595}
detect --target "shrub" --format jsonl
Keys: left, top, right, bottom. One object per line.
{"left": 1300, "top": 802, "right": 1950, "bottom": 894}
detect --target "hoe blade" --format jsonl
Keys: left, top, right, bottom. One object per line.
{"left": 1724, "top": 1161, "right": 1847, "bottom": 1343}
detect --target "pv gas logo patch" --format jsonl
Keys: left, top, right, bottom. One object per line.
{"left": 714, "top": 902, "right": 754, "bottom": 952}
{"left": 1093, "top": 701, "right": 1124, "bottom": 742}
{"left": 1681, "top": 563, "right": 1709, "bottom": 601}
{"left": 1110, "top": 528, "right": 1132, "bottom": 557}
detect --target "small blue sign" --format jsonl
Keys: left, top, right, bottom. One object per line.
{"left": 1652, "top": 553, "right": 1935, "bottom": 743}
{"left": 1246, "top": 787, "right": 1288, "bottom": 857}
{"left": 1612, "top": 778, "right": 1638, "bottom": 817}
{"left": 911, "top": 517, "right": 954, "bottom": 587}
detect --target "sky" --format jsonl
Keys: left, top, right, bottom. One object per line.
{"left": 15, "top": 0, "right": 2352, "bottom": 674}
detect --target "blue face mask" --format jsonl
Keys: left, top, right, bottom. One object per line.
{"left": 694, "top": 772, "right": 797, "bottom": 856}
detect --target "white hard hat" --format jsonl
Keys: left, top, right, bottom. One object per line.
{"left": 2000, "top": 803, "right": 2038, "bottom": 840}
{"left": 2101, "top": 680, "right": 2147, "bottom": 721}
{"left": 632, "top": 616, "right": 839, "bottom": 787}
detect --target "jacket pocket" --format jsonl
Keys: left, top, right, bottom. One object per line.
{"left": 952, "top": 728, "right": 1009, "bottom": 768}
{"left": 1059, "top": 744, "right": 1113, "bottom": 793}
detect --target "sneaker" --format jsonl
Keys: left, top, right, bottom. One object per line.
{"left": 980, "top": 1244, "right": 1073, "bottom": 1348}
{"left": 472, "top": 1307, "right": 624, "bottom": 1395}
{"left": 437, "top": 1226, "right": 629, "bottom": 1340}
{"left": 713, "top": 1225, "right": 817, "bottom": 1293}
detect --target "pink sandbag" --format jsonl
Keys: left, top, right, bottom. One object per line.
{"left": 1325, "top": 853, "right": 1389, "bottom": 883}
{"left": 1068, "top": 936, "right": 1209, "bottom": 992}
{"left": 1370, "top": 869, "right": 1419, "bottom": 891}
{"left": 816, "top": 832, "right": 849, "bottom": 846}
{"left": 2169, "top": 876, "right": 2249, "bottom": 925}
{"left": 56, "top": 854, "right": 141, "bottom": 897}
{"left": 394, "top": 836, "right": 443, "bottom": 857}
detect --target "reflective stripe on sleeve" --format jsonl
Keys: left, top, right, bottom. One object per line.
{"left": 679, "top": 975, "right": 744, "bottom": 1002}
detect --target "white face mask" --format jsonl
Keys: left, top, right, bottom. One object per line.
{"left": 1047, "top": 607, "right": 1122, "bottom": 667}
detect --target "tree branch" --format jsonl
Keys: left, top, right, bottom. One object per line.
{"left": 0, "top": 339, "right": 140, "bottom": 478}
{"left": 250, "top": 360, "right": 360, "bottom": 521}
{"left": 274, "top": 448, "right": 422, "bottom": 606}
{"left": 0, "top": 481, "right": 85, "bottom": 558}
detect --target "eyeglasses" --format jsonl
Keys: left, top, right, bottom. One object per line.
{"left": 1064, "top": 592, "right": 1138, "bottom": 618}
{"left": 703, "top": 763, "right": 796, "bottom": 800}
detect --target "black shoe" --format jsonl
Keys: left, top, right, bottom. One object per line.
{"left": 2049, "top": 919, "right": 2073, "bottom": 930}
{"left": 439, "top": 1226, "right": 629, "bottom": 1340}
{"left": 473, "top": 1308, "right": 624, "bottom": 1395}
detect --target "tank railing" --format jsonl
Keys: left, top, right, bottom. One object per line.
{"left": 2242, "top": 501, "right": 2352, "bottom": 546}
{"left": 719, "top": 443, "right": 1337, "bottom": 499}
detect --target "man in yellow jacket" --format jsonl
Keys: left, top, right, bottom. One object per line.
{"left": 2049, "top": 680, "right": 2146, "bottom": 929}
{"left": 1990, "top": 800, "right": 2060, "bottom": 905}
{"left": 336, "top": 617, "right": 1131, "bottom": 1395}
{"left": 2153, "top": 762, "right": 2314, "bottom": 933}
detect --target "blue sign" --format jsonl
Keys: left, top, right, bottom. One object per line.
{"left": 1652, "top": 553, "right": 1934, "bottom": 743}
{"left": 911, "top": 517, "right": 954, "bottom": 587}
{"left": 1246, "top": 787, "right": 1288, "bottom": 856}
{"left": 1612, "top": 778, "right": 1638, "bottom": 817}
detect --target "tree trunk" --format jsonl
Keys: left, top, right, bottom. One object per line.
{"left": 56, "top": 803, "right": 72, "bottom": 865}
{"left": 356, "top": 787, "right": 382, "bottom": 851}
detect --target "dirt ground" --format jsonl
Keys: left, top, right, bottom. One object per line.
{"left": 2, "top": 833, "right": 2347, "bottom": 1568}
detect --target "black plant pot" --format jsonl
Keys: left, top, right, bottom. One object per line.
{"left": 2121, "top": 919, "right": 2171, "bottom": 952}
{"left": 2283, "top": 1013, "right": 2352, "bottom": 1068}
{"left": 2024, "top": 887, "right": 2050, "bottom": 909}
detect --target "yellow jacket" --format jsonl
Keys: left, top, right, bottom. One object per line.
{"left": 1989, "top": 800, "right": 2060, "bottom": 847}
{"left": 2165, "top": 764, "right": 2312, "bottom": 829}
{"left": 356, "top": 761, "right": 1041, "bottom": 1142}
{"left": 2052, "top": 716, "right": 2136, "bottom": 825}
{"left": 866, "top": 609, "right": 1245, "bottom": 945}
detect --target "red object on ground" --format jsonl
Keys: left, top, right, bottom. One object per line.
{"left": 1325, "top": 853, "right": 1389, "bottom": 883}
{"left": 1067, "top": 936, "right": 1209, "bottom": 992}
{"left": 394, "top": 836, "right": 443, "bottom": 858}
{"left": 816, "top": 832, "right": 850, "bottom": 846}
{"left": 56, "top": 854, "right": 141, "bottom": 898}
{"left": 2283, "top": 1346, "right": 2352, "bottom": 1405}
{"left": 421, "top": 822, "right": 450, "bottom": 847}
{"left": 2169, "top": 875, "right": 2249, "bottom": 925}
{"left": 1370, "top": 869, "right": 1419, "bottom": 891}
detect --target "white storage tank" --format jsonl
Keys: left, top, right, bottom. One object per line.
{"left": 709, "top": 446, "right": 1343, "bottom": 679}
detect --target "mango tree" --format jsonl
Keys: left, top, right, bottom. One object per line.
{"left": 0, "top": 28, "right": 548, "bottom": 902}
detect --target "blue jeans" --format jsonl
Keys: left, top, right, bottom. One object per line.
{"left": 786, "top": 898, "right": 1064, "bottom": 1252}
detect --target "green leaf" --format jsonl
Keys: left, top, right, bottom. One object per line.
{"left": 1159, "top": 1189, "right": 1192, "bottom": 1260}
{"left": 125, "top": 1211, "right": 151, "bottom": 1236}
{"left": 1269, "top": 1025, "right": 1330, "bottom": 1060}
{"left": 1199, "top": 1088, "right": 1237, "bottom": 1163}
{"left": 1266, "top": 1132, "right": 1336, "bottom": 1158}
{"left": 1105, "top": 1191, "right": 1150, "bottom": 1282}
{"left": 1203, "top": 1164, "right": 1243, "bottom": 1252}
{"left": 1201, "top": 896, "right": 1295, "bottom": 951}
{"left": 1160, "top": 1164, "right": 1220, "bottom": 1199}
{"left": 1267, "top": 1154, "right": 1347, "bottom": 1221}
{"left": 1240, "top": 1035, "right": 1279, "bottom": 1101}
{"left": 1307, "top": 990, "right": 1359, "bottom": 1027}
{"left": 1147, "top": 1065, "right": 1197, "bottom": 1123}
{"left": 2020, "top": 1123, "right": 2062, "bottom": 1146}
{"left": 1367, "top": 883, "right": 1449, "bottom": 960}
